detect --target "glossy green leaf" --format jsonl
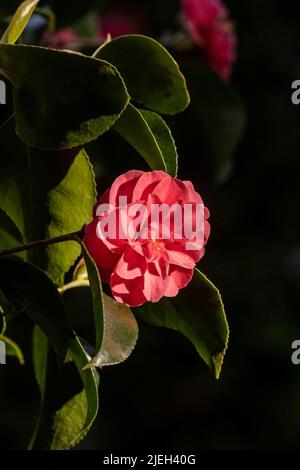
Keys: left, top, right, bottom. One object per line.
{"left": 81, "top": 242, "right": 138, "bottom": 368}
{"left": 31, "top": 329, "right": 99, "bottom": 450}
{"left": 50, "top": 336, "right": 99, "bottom": 449}
{"left": 0, "top": 122, "right": 96, "bottom": 284}
{"left": 31, "top": 148, "right": 96, "bottom": 285}
{"left": 136, "top": 269, "right": 229, "bottom": 379}
{"left": 0, "top": 335, "right": 24, "bottom": 364}
{"left": 45, "top": 148, "right": 96, "bottom": 285}
{"left": 88, "top": 293, "right": 138, "bottom": 368}
{"left": 81, "top": 242, "right": 104, "bottom": 352}
{"left": 0, "top": 44, "right": 129, "bottom": 149}
{"left": 94, "top": 34, "right": 190, "bottom": 115}
{"left": 114, "top": 103, "right": 178, "bottom": 176}
{"left": 0, "top": 257, "right": 69, "bottom": 362}
{"left": 1, "top": 0, "right": 39, "bottom": 45}
{"left": 181, "top": 59, "right": 246, "bottom": 184}
{"left": 0, "top": 119, "right": 29, "bottom": 240}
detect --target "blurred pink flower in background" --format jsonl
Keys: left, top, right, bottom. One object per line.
{"left": 42, "top": 28, "right": 78, "bottom": 49}
{"left": 99, "top": 5, "right": 147, "bottom": 38}
{"left": 181, "top": 0, "right": 236, "bottom": 80}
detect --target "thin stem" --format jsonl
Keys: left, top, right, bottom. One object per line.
{"left": 0, "top": 229, "right": 83, "bottom": 258}
{"left": 58, "top": 279, "right": 90, "bottom": 295}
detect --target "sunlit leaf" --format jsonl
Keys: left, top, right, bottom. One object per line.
{"left": 114, "top": 103, "right": 178, "bottom": 176}
{"left": 1, "top": 0, "right": 39, "bottom": 45}
{"left": 81, "top": 242, "right": 138, "bottom": 368}
{"left": 0, "top": 119, "right": 29, "bottom": 240}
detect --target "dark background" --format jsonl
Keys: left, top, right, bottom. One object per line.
{"left": 1, "top": 0, "right": 300, "bottom": 449}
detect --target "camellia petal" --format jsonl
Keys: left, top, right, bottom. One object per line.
{"left": 84, "top": 170, "right": 210, "bottom": 306}
{"left": 109, "top": 170, "right": 144, "bottom": 206}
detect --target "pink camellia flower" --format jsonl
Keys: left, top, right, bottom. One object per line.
{"left": 84, "top": 170, "right": 210, "bottom": 307}
{"left": 181, "top": 0, "right": 236, "bottom": 80}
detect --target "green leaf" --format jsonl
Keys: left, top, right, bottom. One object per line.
{"left": 136, "top": 269, "right": 229, "bottom": 379}
{"left": 0, "top": 257, "right": 69, "bottom": 362}
{"left": 181, "top": 59, "right": 246, "bottom": 184}
{"left": 30, "top": 148, "right": 96, "bottom": 285}
{"left": 0, "top": 121, "right": 97, "bottom": 284}
{"left": 0, "top": 44, "right": 129, "bottom": 149}
{"left": 32, "top": 324, "right": 48, "bottom": 393}
{"left": 31, "top": 329, "right": 99, "bottom": 450}
{"left": 113, "top": 103, "right": 178, "bottom": 176}
{"left": 81, "top": 242, "right": 104, "bottom": 352}
{"left": 89, "top": 293, "right": 138, "bottom": 368}
{"left": 28, "top": 325, "right": 48, "bottom": 450}
{"left": 94, "top": 34, "right": 190, "bottom": 115}
{"left": 0, "top": 335, "right": 24, "bottom": 364}
{"left": 0, "top": 119, "right": 29, "bottom": 240}
{"left": 1, "top": 0, "right": 39, "bottom": 45}
{"left": 81, "top": 242, "right": 139, "bottom": 368}
{"left": 50, "top": 336, "right": 99, "bottom": 449}
{"left": 45, "top": 149, "right": 96, "bottom": 284}
{"left": 0, "top": 208, "right": 23, "bottom": 251}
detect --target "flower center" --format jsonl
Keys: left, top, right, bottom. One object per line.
{"left": 147, "top": 239, "right": 166, "bottom": 262}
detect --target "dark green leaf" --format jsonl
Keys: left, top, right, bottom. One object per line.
{"left": 88, "top": 293, "right": 138, "bottom": 368}
{"left": 81, "top": 241, "right": 104, "bottom": 352}
{"left": 32, "top": 324, "right": 48, "bottom": 393}
{"left": 0, "top": 209, "right": 23, "bottom": 252}
{"left": 30, "top": 329, "right": 99, "bottom": 450}
{"left": 95, "top": 35, "right": 190, "bottom": 115}
{"left": 181, "top": 59, "right": 246, "bottom": 184}
{"left": 0, "top": 257, "right": 69, "bottom": 362}
{"left": 114, "top": 103, "right": 178, "bottom": 176}
{"left": 28, "top": 325, "right": 48, "bottom": 450}
{"left": 81, "top": 242, "right": 139, "bottom": 368}
{"left": 136, "top": 269, "right": 229, "bottom": 379}
{"left": 1, "top": 0, "right": 39, "bottom": 45}
{"left": 0, "top": 44, "right": 129, "bottom": 149}
{"left": 50, "top": 336, "right": 99, "bottom": 449}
